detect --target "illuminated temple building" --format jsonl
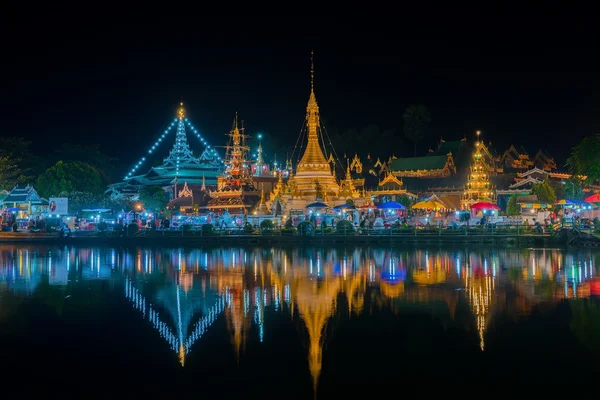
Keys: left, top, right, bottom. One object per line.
{"left": 267, "top": 53, "right": 367, "bottom": 211}
{"left": 206, "top": 115, "right": 257, "bottom": 213}
{"left": 206, "top": 115, "right": 278, "bottom": 213}
{"left": 107, "top": 103, "right": 224, "bottom": 199}
{"left": 461, "top": 132, "right": 496, "bottom": 208}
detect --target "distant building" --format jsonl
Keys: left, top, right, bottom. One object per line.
{"left": 1, "top": 185, "right": 48, "bottom": 218}
{"left": 166, "top": 181, "right": 209, "bottom": 215}
{"left": 532, "top": 149, "right": 558, "bottom": 172}
{"left": 509, "top": 167, "right": 573, "bottom": 190}
{"left": 500, "top": 145, "right": 534, "bottom": 172}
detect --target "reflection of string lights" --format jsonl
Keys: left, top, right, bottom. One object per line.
{"left": 124, "top": 277, "right": 228, "bottom": 358}
{"left": 124, "top": 112, "right": 223, "bottom": 180}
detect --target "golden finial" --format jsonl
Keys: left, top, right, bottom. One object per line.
{"left": 177, "top": 102, "right": 185, "bottom": 119}
{"left": 178, "top": 344, "right": 185, "bottom": 366}
{"left": 310, "top": 50, "right": 314, "bottom": 92}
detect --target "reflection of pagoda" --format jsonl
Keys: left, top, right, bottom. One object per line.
{"left": 270, "top": 253, "right": 366, "bottom": 396}
{"left": 464, "top": 259, "right": 494, "bottom": 351}
{"left": 218, "top": 263, "right": 250, "bottom": 361}
{"left": 207, "top": 115, "right": 260, "bottom": 213}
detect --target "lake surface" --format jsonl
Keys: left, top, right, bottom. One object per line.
{"left": 1, "top": 244, "right": 599, "bottom": 398}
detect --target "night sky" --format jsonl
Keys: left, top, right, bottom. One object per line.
{"left": 2, "top": 16, "right": 598, "bottom": 173}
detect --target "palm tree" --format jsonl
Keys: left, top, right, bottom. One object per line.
{"left": 403, "top": 105, "right": 431, "bottom": 157}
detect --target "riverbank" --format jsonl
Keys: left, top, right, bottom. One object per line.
{"left": 0, "top": 230, "right": 587, "bottom": 247}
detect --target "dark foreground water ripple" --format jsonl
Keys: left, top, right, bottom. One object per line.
{"left": 1, "top": 244, "right": 599, "bottom": 398}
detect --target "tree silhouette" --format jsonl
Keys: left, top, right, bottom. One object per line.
{"left": 403, "top": 105, "right": 431, "bottom": 157}
{"left": 506, "top": 195, "right": 520, "bottom": 216}
{"left": 36, "top": 161, "right": 104, "bottom": 198}
{"left": 531, "top": 179, "right": 556, "bottom": 204}
{"left": 0, "top": 156, "right": 24, "bottom": 190}
{"left": 566, "top": 134, "right": 600, "bottom": 184}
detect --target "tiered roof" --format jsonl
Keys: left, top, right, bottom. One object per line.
{"left": 2, "top": 185, "right": 47, "bottom": 205}
{"left": 108, "top": 104, "right": 224, "bottom": 197}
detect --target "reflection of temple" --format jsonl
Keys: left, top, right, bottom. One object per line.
{"left": 125, "top": 270, "right": 225, "bottom": 366}
{"left": 465, "top": 265, "right": 494, "bottom": 351}
{"left": 1, "top": 245, "right": 599, "bottom": 395}
{"left": 270, "top": 250, "right": 366, "bottom": 394}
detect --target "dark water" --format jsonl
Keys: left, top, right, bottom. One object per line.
{"left": 1, "top": 244, "right": 600, "bottom": 398}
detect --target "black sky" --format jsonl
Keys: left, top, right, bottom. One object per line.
{"left": 2, "top": 16, "right": 598, "bottom": 173}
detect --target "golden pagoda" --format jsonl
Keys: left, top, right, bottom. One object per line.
{"left": 268, "top": 52, "right": 365, "bottom": 211}
{"left": 461, "top": 130, "right": 496, "bottom": 209}
{"left": 338, "top": 164, "right": 359, "bottom": 199}
{"left": 255, "top": 183, "right": 270, "bottom": 215}
{"left": 292, "top": 52, "right": 340, "bottom": 197}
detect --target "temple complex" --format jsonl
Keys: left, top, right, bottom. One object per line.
{"left": 108, "top": 103, "right": 223, "bottom": 199}
{"left": 267, "top": 53, "right": 366, "bottom": 212}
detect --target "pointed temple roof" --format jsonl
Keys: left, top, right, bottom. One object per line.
{"left": 297, "top": 52, "right": 330, "bottom": 170}
{"left": 378, "top": 173, "right": 403, "bottom": 188}
{"left": 109, "top": 103, "right": 224, "bottom": 195}
{"left": 178, "top": 182, "right": 193, "bottom": 198}
{"left": 2, "top": 185, "right": 47, "bottom": 205}
{"left": 164, "top": 103, "right": 202, "bottom": 168}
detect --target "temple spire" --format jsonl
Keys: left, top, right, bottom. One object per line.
{"left": 310, "top": 50, "right": 314, "bottom": 92}
{"left": 164, "top": 102, "right": 199, "bottom": 168}
{"left": 298, "top": 51, "right": 328, "bottom": 169}
{"left": 178, "top": 102, "right": 185, "bottom": 120}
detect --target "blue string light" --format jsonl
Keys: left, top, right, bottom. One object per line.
{"left": 124, "top": 120, "right": 177, "bottom": 179}
{"left": 184, "top": 120, "right": 223, "bottom": 162}
{"left": 124, "top": 117, "right": 224, "bottom": 180}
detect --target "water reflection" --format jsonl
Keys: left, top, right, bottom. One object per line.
{"left": 0, "top": 245, "right": 599, "bottom": 394}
